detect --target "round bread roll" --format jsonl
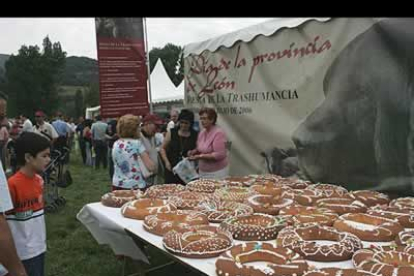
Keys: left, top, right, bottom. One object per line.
{"left": 168, "top": 191, "right": 211, "bottom": 210}
{"left": 195, "top": 200, "right": 253, "bottom": 223}
{"left": 144, "top": 184, "right": 185, "bottom": 199}
{"left": 143, "top": 210, "right": 209, "bottom": 236}
{"left": 187, "top": 179, "right": 222, "bottom": 193}
{"left": 333, "top": 213, "right": 404, "bottom": 242}
{"left": 277, "top": 224, "right": 362, "bottom": 262}
{"left": 219, "top": 213, "right": 286, "bottom": 241}
{"left": 216, "top": 242, "right": 308, "bottom": 276}
{"left": 245, "top": 194, "right": 294, "bottom": 215}
{"left": 315, "top": 197, "right": 367, "bottom": 215}
{"left": 349, "top": 190, "right": 390, "bottom": 207}
{"left": 353, "top": 246, "right": 414, "bottom": 276}
{"left": 163, "top": 225, "right": 233, "bottom": 258}
{"left": 367, "top": 206, "right": 414, "bottom": 228}
{"left": 121, "top": 198, "right": 176, "bottom": 220}
{"left": 214, "top": 187, "right": 254, "bottom": 203}
{"left": 101, "top": 189, "right": 141, "bottom": 208}
{"left": 279, "top": 205, "right": 338, "bottom": 226}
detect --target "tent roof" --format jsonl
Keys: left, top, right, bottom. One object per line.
{"left": 150, "top": 58, "right": 183, "bottom": 103}
{"left": 153, "top": 80, "right": 184, "bottom": 104}
{"left": 86, "top": 106, "right": 101, "bottom": 112}
{"left": 184, "top": 18, "right": 331, "bottom": 57}
{"left": 153, "top": 95, "right": 183, "bottom": 104}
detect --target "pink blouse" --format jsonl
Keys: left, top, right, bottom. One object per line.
{"left": 196, "top": 125, "right": 228, "bottom": 172}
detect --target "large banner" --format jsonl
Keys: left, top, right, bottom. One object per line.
{"left": 185, "top": 18, "right": 414, "bottom": 193}
{"left": 95, "top": 17, "right": 149, "bottom": 118}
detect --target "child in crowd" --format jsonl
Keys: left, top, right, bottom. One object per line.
{"left": 6, "top": 132, "right": 51, "bottom": 276}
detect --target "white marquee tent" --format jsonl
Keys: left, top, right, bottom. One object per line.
{"left": 150, "top": 58, "right": 184, "bottom": 103}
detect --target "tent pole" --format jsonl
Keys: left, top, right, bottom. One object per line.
{"left": 143, "top": 17, "right": 153, "bottom": 113}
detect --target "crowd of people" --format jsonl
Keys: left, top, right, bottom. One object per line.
{"left": 0, "top": 110, "right": 77, "bottom": 175}
{"left": 0, "top": 90, "right": 230, "bottom": 276}
{"left": 69, "top": 107, "right": 230, "bottom": 192}
{"left": 109, "top": 107, "right": 229, "bottom": 192}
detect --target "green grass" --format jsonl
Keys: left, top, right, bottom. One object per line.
{"left": 45, "top": 152, "right": 127, "bottom": 276}
{"left": 45, "top": 150, "right": 201, "bottom": 276}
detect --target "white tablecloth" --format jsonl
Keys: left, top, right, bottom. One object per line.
{"left": 77, "top": 203, "right": 149, "bottom": 263}
{"left": 77, "top": 203, "right": 220, "bottom": 275}
{"left": 78, "top": 203, "right": 375, "bottom": 276}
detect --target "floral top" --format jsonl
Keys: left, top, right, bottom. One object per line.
{"left": 112, "top": 138, "right": 147, "bottom": 189}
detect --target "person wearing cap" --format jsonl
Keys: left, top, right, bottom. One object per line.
{"left": 140, "top": 113, "right": 162, "bottom": 185}
{"left": 160, "top": 109, "right": 198, "bottom": 184}
{"left": 32, "top": 111, "right": 58, "bottom": 144}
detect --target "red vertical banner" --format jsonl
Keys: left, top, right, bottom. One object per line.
{"left": 95, "top": 17, "right": 149, "bottom": 118}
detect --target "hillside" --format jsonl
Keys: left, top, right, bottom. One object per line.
{"left": 62, "top": 56, "right": 99, "bottom": 86}
{"left": 0, "top": 54, "right": 10, "bottom": 69}
{"left": 0, "top": 54, "right": 99, "bottom": 87}
{"left": 0, "top": 54, "right": 99, "bottom": 118}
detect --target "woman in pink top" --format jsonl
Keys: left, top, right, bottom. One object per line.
{"left": 188, "top": 107, "right": 229, "bottom": 179}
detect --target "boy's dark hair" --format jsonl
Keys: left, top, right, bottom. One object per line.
{"left": 16, "top": 132, "right": 50, "bottom": 166}
{"left": 95, "top": 115, "right": 102, "bottom": 121}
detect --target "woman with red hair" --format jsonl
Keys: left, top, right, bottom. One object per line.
{"left": 188, "top": 107, "right": 229, "bottom": 179}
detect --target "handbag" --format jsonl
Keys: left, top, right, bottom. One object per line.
{"left": 137, "top": 155, "right": 154, "bottom": 179}
{"left": 172, "top": 157, "right": 199, "bottom": 184}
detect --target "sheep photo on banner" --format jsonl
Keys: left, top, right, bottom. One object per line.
{"left": 184, "top": 18, "right": 414, "bottom": 194}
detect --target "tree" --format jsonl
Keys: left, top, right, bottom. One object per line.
{"left": 84, "top": 82, "right": 100, "bottom": 107}
{"left": 4, "top": 36, "right": 66, "bottom": 117}
{"left": 149, "top": 47, "right": 161, "bottom": 73}
{"left": 74, "top": 89, "right": 84, "bottom": 118}
{"left": 0, "top": 67, "right": 6, "bottom": 92}
{"left": 149, "top": 43, "right": 184, "bottom": 86}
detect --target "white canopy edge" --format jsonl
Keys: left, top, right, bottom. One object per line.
{"left": 184, "top": 18, "right": 332, "bottom": 57}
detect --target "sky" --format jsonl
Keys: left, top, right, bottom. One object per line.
{"left": 0, "top": 17, "right": 275, "bottom": 59}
